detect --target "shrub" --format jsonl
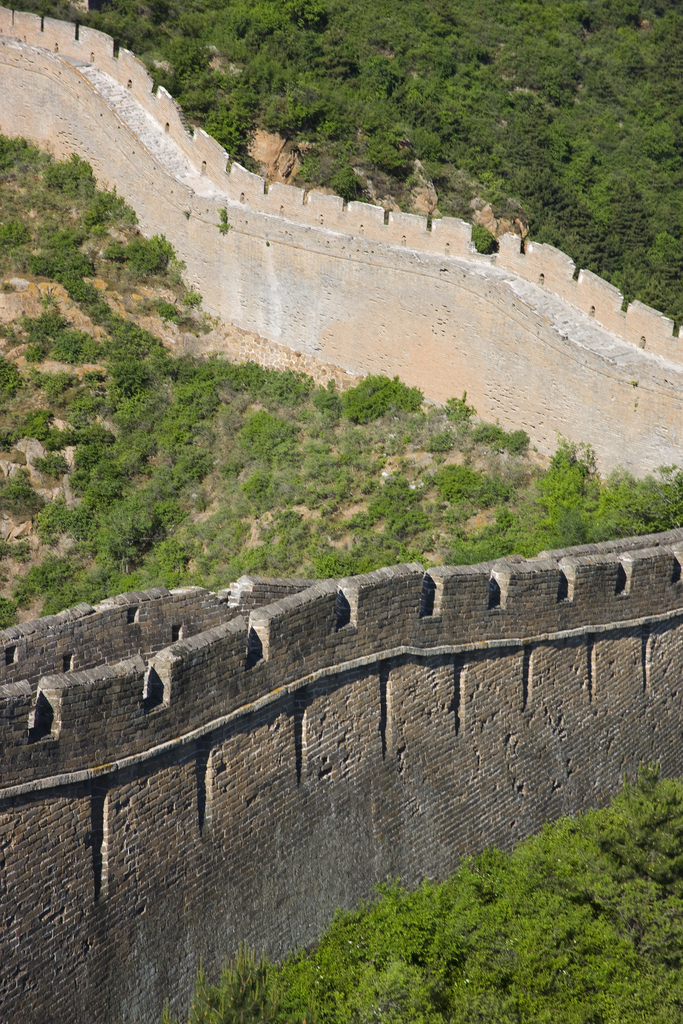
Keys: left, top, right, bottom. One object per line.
{"left": 220, "top": 362, "right": 314, "bottom": 407}
{"left": 311, "top": 550, "right": 380, "bottom": 578}
{"left": 312, "top": 379, "right": 342, "bottom": 420}
{"left": 433, "top": 464, "right": 484, "bottom": 503}
{"left": 445, "top": 391, "right": 476, "bottom": 424}
{"left": 239, "top": 411, "right": 299, "bottom": 465}
{"left": 43, "top": 154, "right": 96, "bottom": 199}
{"left": 84, "top": 188, "right": 135, "bottom": 230}
{"left": 141, "top": 536, "right": 193, "bottom": 589}
{"left": 43, "top": 425, "right": 80, "bottom": 451}
{"left": 94, "top": 495, "right": 162, "bottom": 572}
{"left": 18, "top": 410, "right": 53, "bottom": 442}
{"left": 0, "top": 356, "right": 22, "bottom": 399}
{"left": 36, "top": 498, "right": 93, "bottom": 544}
{"left": 22, "top": 309, "right": 67, "bottom": 359}
{"left": 241, "top": 469, "right": 273, "bottom": 509}
{"left": 363, "top": 475, "right": 431, "bottom": 538}
{"left": 331, "top": 166, "right": 362, "bottom": 201}
{"left": 472, "top": 224, "right": 498, "bottom": 254}
{"left": 367, "top": 127, "right": 413, "bottom": 177}
{"left": 173, "top": 944, "right": 279, "bottom": 1024}
{"left": 33, "top": 453, "right": 69, "bottom": 478}
{"left": 0, "top": 596, "right": 16, "bottom": 628}
{"left": 12, "top": 555, "right": 80, "bottom": 610}
{"left": 0, "top": 134, "right": 43, "bottom": 173}
{"left": 0, "top": 469, "right": 45, "bottom": 517}
{"left": 0, "top": 220, "right": 31, "bottom": 249}
{"left": 427, "top": 429, "right": 455, "bottom": 453}
{"left": 471, "top": 422, "right": 529, "bottom": 455}
{"left": 103, "top": 241, "right": 128, "bottom": 262}
{"left": 125, "top": 234, "right": 176, "bottom": 276}
{"left": 50, "top": 329, "right": 101, "bottom": 365}
{"left": 42, "top": 371, "right": 77, "bottom": 401}
{"left": 109, "top": 360, "right": 151, "bottom": 400}
{"left": 343, "top": 375, "right": 423, "bottom": 423}
{"left": 156, "top": 301, "right": 180, "bottom": 323}
{"left": 28, "top": 232, "right": 93, "bottom": 283}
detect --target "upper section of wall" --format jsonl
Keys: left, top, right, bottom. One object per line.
{"left": 0, "top": 574, "right": 315, "bottom": 693}
{"left": 2, "top": 527, "right": 683, "bottom": 787}
{"left": 0, "top": 8, "right": 681, "bottom": 367}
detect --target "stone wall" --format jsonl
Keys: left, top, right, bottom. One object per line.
{"left": 0, "top": 574, "right": 316, "bottom": 695}
{"left": 1, "top": 12, "right": 683, "bottom": 475}
{"left": 2, "top": 528, "right": 683, "bottom": 1022}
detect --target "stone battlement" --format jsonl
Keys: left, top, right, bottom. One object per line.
{"left": 0, "top": 8, "right": 679, "bottom": 363}
{"left": 1, "top": 12, "right": 683, "bottom": 474}
{"left": 3, "top": 17, "right": 683, "bottom": 1020}
{"left": 2, "top": 526, "right": 683, "bottom": 792}
{"left": 0, "top": 574, "right": 316, "bottom": 693}
{"left": 3, "top": 533, "right": 683, "bottom": 1024}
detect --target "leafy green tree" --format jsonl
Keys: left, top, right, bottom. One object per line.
{"left": 163, "top": 944, "right": 280, "bottom": 1024}
{"left": 343, "top": 376, "right": 423, "bottom": 423}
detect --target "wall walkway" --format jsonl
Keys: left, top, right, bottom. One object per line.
{"left": 1, "top": 10, "right": 683, "bottom": 475}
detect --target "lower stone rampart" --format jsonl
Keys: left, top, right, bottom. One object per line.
{"left": 1, "top": 16, "right": 683, "bottom": 475}
{"left": 2, "top": 529, "right": 683, "bottom": 1022}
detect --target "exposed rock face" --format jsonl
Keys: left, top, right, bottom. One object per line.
{"left": 472, "top": 198, "right": 529, "bottom": 238}
{"left": 409, "top": 159, "right": 439, "bottom": 214}
{"left": 247, "top": 129, "right": 302, "bottom": 184}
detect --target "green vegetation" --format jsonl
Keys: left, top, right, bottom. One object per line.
{"left": 0, "top": 138, "right": 682, "bottom": 621}
{"left": 342, "top": 375, "right": 424, "bottom": 424}
{"left": 165, "top": 767, "right": 683, "bottom": 1024}
{"left": 166, "top": 945, "right": 280, "bottom": 1024}
{"left": 21, "top": 0, "right": 683, "bottom": 328}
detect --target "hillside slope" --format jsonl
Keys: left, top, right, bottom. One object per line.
{"left": 0, "top": 137, "right": 681, "bottom": 624}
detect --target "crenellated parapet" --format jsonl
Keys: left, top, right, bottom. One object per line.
{"left": 5, "top": 16, "right": 683, "bottom": 1021}
{"left": 0, "top": 573, "right": 316, "bottom": 696}
{"left": 0, "top": 7, "right": 681, "bottom": 366}
{"left": 2, "top": 527, "right": 683, "bottom": 795}
{"left": 2, "top": 10, "right": 683, "bottom": 476}
{"left": 3, "top": 533, "right": 683, "bottom": 1024}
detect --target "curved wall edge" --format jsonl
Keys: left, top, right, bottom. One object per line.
{"left": 0, "top": 13, "right": 682, "bottom": 479}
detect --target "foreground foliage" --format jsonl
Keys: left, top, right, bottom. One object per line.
{"left": 0, "top": 138, "right": 682, "bottom": 621}
{"left": 166, "top": 767, "right": 683, "bottom": 1024}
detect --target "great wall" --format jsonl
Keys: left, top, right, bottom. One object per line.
{"left": 3, "top": 531, "right": 683, "bottom": 1021}
{"left": 3, "top": 10, "right": 683, "bottom": 1024}
{"left": 2, "top": 9, "right": 683, "bottom": 476}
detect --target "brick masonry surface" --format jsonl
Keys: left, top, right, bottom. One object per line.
{"left": 2, "top": 12, "right": 683, "bottom": 476}
{"left": 2, "top": 530, "right": 683, "bottom": 1022}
